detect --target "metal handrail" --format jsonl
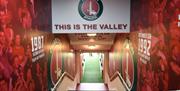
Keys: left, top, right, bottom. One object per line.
{"left": 51, "top": 72, "right": 75, "bottom": 91}
{"left": 110, "top": 71, "right": 130, "bottom": 91}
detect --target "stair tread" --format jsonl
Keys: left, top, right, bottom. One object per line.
{"left": 76, "top": 83, "right": 108, "bottom": 90}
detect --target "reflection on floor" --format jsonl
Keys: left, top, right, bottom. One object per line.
{"left": 81, "top": 54, "right": 103, "bottom": 83}
{"left": 76, "top": 83, "right": 108, "bottom": 90}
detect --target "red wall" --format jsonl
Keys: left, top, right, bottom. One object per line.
{"left": 0, "top": 0, "right": 52, "bottom": 91}
{"left": 131, "top": 0, "right": 180, "bottom": 90}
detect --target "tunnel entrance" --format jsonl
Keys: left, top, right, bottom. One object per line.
{"left": 80, "top": 53, "right": 104, "bottom": 83}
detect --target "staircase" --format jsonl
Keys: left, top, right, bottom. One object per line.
{"left": 76, "top": 83, "right": 109, "bottom": 91}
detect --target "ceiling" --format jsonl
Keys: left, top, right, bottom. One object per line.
{"left": 68, "top": 33, "right": 116, "bottom": 51}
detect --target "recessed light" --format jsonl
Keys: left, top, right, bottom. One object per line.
{"left": 87, "top": 33, "right": 96, "bottom": 37}
{"left": 88, "top": 45, "right": 96, "bottom": 49}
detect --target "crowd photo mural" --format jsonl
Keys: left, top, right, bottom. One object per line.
{"left": 131, "top": 0, "right": 180, "bottom": 91}
{"left": 0, "top": 0, "right": 52, "bottom": 91}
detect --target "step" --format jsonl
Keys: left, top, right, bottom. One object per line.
{"left": 76, "top": 83, "right": 108, "bottom": 90}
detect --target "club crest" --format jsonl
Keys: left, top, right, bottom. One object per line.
{"left": 121, "top": 39, "right": 137, "bottom": 90}
{"left": 78, "top": 0, "right": 103, "bottom": 21}
{"left": 48, "top": 39, "right": 62, "bottom": 90}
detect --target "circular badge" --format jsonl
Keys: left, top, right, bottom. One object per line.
{"left": 122, "top": 49, "right": 134, "bottom": 89}
{"left": 50, "top": 46, "right": 62, "bottom": 85}
{"left": 78, "top": 0, "right": 103, "bottom": 21}
{"left": 48, "top": 39, "right": 62, "bottom": 90}
{"left": 120, "top": 39, "right": 137, "bottom": 91}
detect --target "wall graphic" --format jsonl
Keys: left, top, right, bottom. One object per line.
{"left": 109, "top": 34, "right": 137, "bottom": 91}
{"left": 47, "top": 38, "right": 75, "bottom": 91}
{"left": 131, "top": 0, "right": 180, "bottom": 90}
{"left": 0, "top": 31, "right": 50, "bottom": 91}
{"left": 0, "top": 0, "right": 52, "bottom": 91}
{"left": 121, "top": 39, "right": 137, "bottom": 91}
{"left": 48, "top": 38, "right": 63, "bottom": 90}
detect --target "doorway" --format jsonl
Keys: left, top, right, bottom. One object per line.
{"left": 81, "top": 53, "right": 104, "bottom": 83}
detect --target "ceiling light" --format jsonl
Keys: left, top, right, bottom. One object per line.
{"left": 87, "top": 33, "right": 96, "bottom": 37}
{"left": 88, "top": 45, "right": 96, "bottom": 49}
